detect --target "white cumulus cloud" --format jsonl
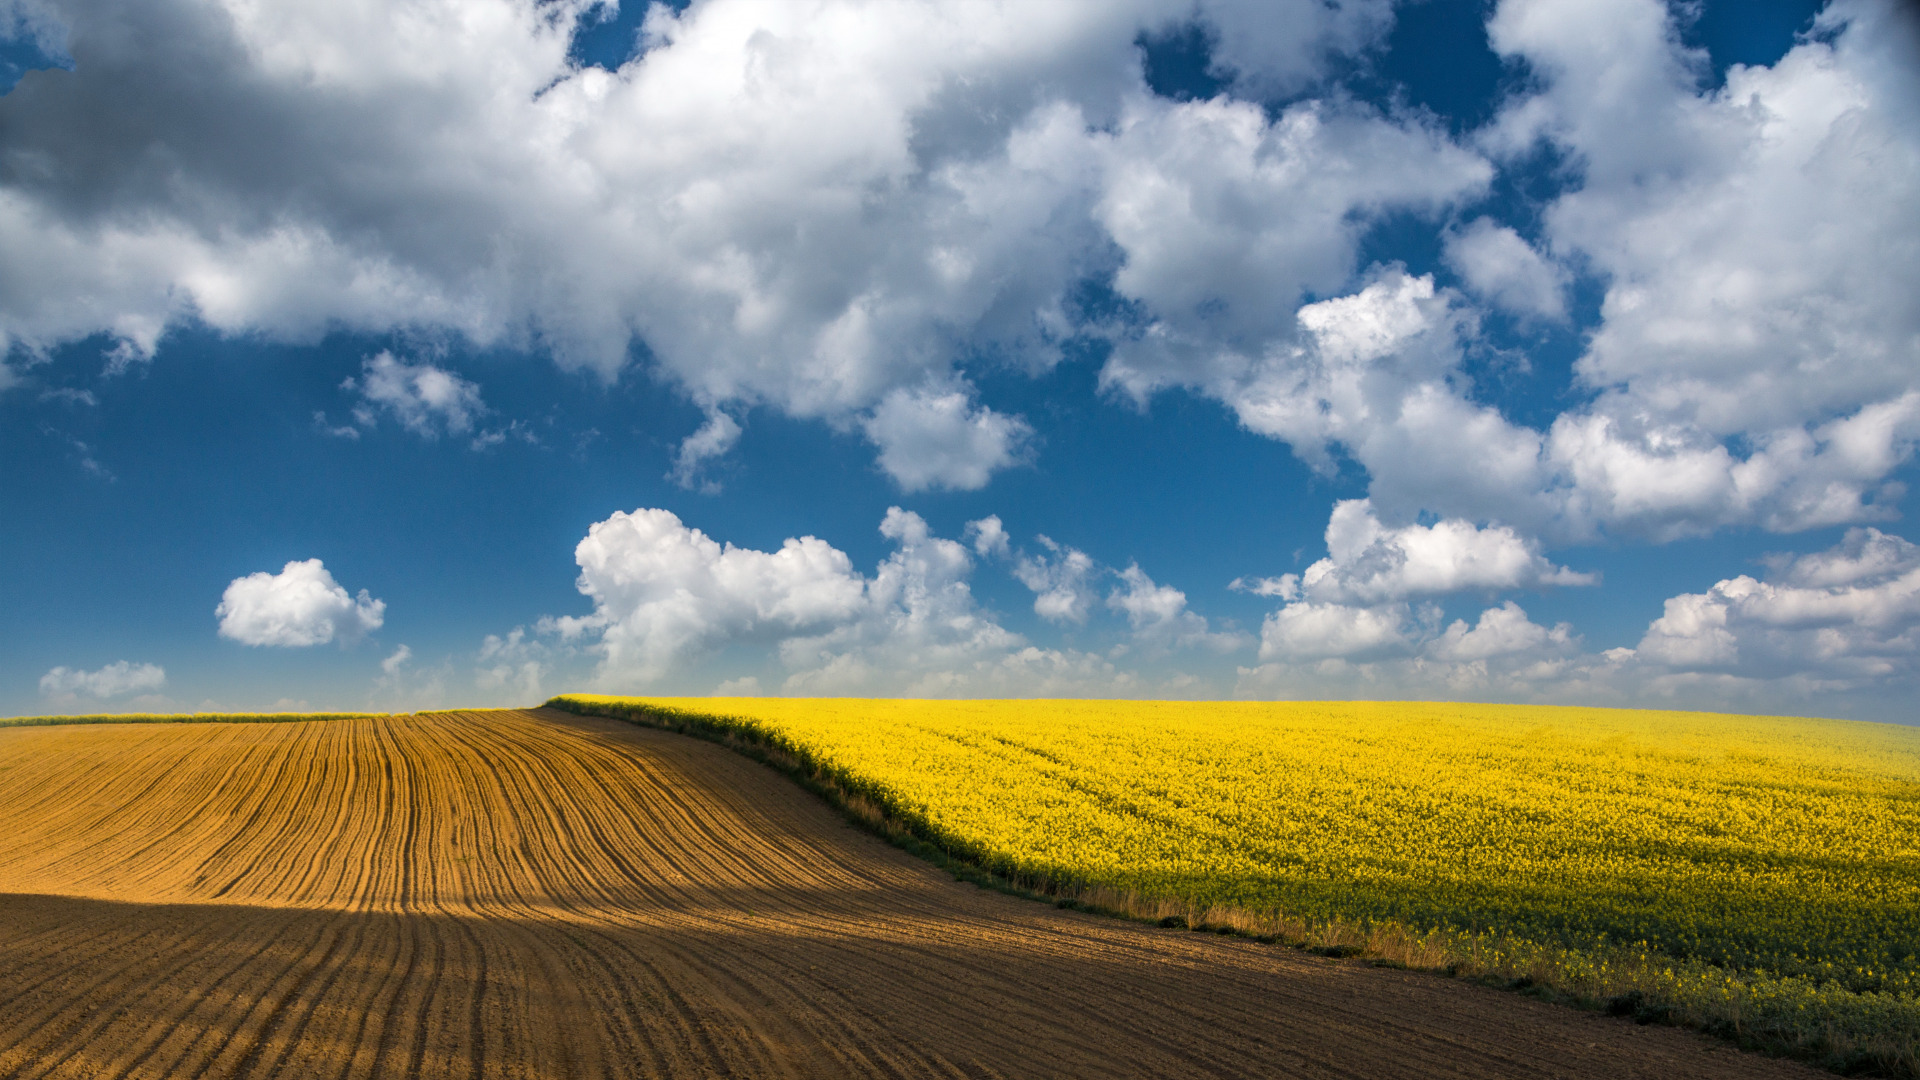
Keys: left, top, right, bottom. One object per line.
{"left": 550, "top": 505, "right": 1235, "bottom": 695}
{"left": 1492, "top": 0, "right": 1920, "bottom": 525}
{"left": 1285, "top": 498, "right": 1595, "bottom": 605}
{"left": 1240, "top": 528, "right": 1920, "bottom": 717}
{"left": 559, "top": 507, "right": 868, "bottom": 684}
{"left": 1012, "top": 536, "right": 1099, "bottom": 625}
{"left": 668, "top": 410, "right": 742, "bottom": 493}
{"left": 963, "top": 514, "right": 1011, "bottom": 559}
{"left": 39, "top": 660, "right": 166, "bottom": 699}
{"left": 0, "top": 0, "right": 1476, "bottom": 486}
{"left": 475, "top": 628, "right": 550, "bottom": 702}
{"left": 1441, "top": 217, "right": 1567, "bottom": 321}
{"left": 216, "top": 558, "right": 385, "bottom": 646}
{"left": 344, "top": 351, "right": 486, "bottom": 438}
{"left": 1627, "top": 527, "right": 1920, "bottom": 681}
{"left": 862, "top": 385, "right": 1033, "bottom": 492}
{"left": 1244, "top": 598, "right": 1581, "bottom": 699}
{"left": 1107, "top": 563, "right": 1246, "bottom": 653}
{"left": 1427, "top": 601, "right": 1576, "bottom": 663}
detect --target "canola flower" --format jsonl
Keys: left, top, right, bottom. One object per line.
{"left": 554, "top": 695, "right": 1920, "bottom": 1072}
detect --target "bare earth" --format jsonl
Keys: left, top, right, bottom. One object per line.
{"left": 0, "top": 708, "right": 1819, "bottom": 1079}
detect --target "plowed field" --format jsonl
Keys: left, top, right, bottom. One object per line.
{"left": 0, "top": 709, "right": 1820, "bottom": 1079}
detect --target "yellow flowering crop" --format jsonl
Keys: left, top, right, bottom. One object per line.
{"left": 560, "top": 696, "right": 1920, "bottom": 997}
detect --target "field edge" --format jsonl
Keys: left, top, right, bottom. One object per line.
{"left": 0, "top": 710, "right": 384, "bottom": 729}
{"left": 546, "top": 694, "right": 1918, "bottom": 1080}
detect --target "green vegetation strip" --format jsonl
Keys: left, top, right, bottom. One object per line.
{"left": 550, "top": 693, "right": 1920, "bottom": 1079}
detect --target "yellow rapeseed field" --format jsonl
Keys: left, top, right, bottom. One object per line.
{"left": 555, "top": 695, "right": 1920, "bottom": 1070}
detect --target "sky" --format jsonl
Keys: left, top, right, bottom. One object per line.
{"left": 3, "top": 0, "right": 1918, "bottom": 721}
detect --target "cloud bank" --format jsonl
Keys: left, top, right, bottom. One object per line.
{"left": 4, "top": 0, "right": 1909, "bottom": 521}
{"left": 548, "top": 506, "right": 1240, "bottom": 696}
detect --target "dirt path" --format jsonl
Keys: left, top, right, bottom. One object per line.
{"left": 0, "top": 708, "right": 1818, "bottom": 1079}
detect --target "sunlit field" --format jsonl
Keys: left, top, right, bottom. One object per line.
{"left": 555, "top": 695, "right": 1920, "bottom": 1074}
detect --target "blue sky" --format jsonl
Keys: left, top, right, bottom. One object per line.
{"left": 4, "top": 0, "right": 1917, "bottom": 721}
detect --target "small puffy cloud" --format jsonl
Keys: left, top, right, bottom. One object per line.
{"left": 1107, "top": 563, "right": 1189, "bottom": 628}
{"left": 1108, "top": 563, "right": 1245, "bottom": 653}
{"left": 40, "top": 660, "right": 166, "bottom": 699}
{"left": 381, "top": 645, "right": 412, "bottom": 676}
{"left": 668, "top": 410, "right": 742, "bottom": 493}
{"left": 984, "top": 523, "right": 1242, "bottom": 649}
{"left": 1441, "top": 217, "right": 1567, "bottom": 321}
{"left": 1427, "top": 601, "right": 1575, "bottom": 662}
{"left": 1228, "top": 575, "right": 1296, "bottom": 598}
{"left": 1258, "top": 600, "right": 1419, "bottom": 662}
{"left": 963, "top": 515, "right": 1011, "bottom": 559}
{"left": 345, "top": 352, "right": 486, "bottom": 438}
{"left": 862, "top": 386, "right": 1033, "bottom": 492}
{"left": 1292, "top": 498, "right": 1594, "bottom": 605}
{"left": 1012, "top": 536, "right": 1099, "bottom": 624}
{"left": 216, "top": 559, "right": 385, "bottom": 647}
{"left": 313, "top": 410, "right": 361, "bottom": 439}
{"left": 475, "top": 627, "right": 549, "bottom": 701}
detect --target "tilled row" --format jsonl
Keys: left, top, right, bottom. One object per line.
{"left": 0, "top": 709, "right": 1821, "bottom": 1079}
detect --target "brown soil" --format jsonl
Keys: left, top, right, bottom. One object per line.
{"left": 0, "top": 708, "right": 1819, "bottom": 1079}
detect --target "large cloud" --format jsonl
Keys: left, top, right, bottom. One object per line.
{"left": 1493, "top": 0, "right": 1920, "bottom": 433}
{"left": 1177, "top": 255, "right": 1918, "bottom": 546}
{"left": 1258, "top": 498, "right": 1595, "bottom": 606}
{"left": 554, "top": 507, "right": 867, "bottom": 684}
{"left": 1093, "top": 95, "right": 1490, "bottom": 398}
{"left": 216, "top": 559, "right": 385, "bottom": 646}
{"left": 1491, "top": 0, "right": 1920, "bottom": 532}
{"left": 1080, "top": 1, "right": 1920, "bottom": 547}
{"left": 0, "top": 0, "right": 1451, "bottom": 490}
{"left": 1626, "top": 527, "right": 1920, "bottom": 681}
